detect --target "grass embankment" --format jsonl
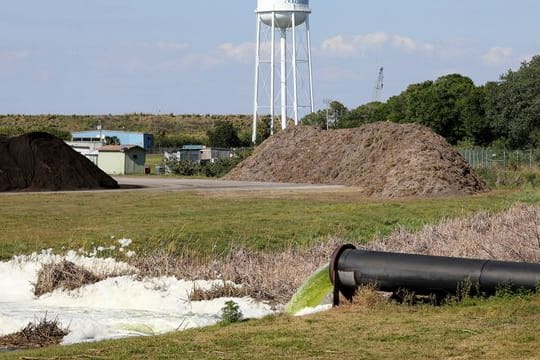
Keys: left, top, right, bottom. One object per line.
{"left": 4, "top": 295, "right": 539, "bottom": 359}
{"left": 0, "top": 189, "right": 538, "bottom": 260}
{"left": 1, "top": 188, "right": 539, "bottom": 358}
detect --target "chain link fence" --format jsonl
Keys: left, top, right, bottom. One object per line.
{"left": 457, "top": 148, "right": 540, "bottom": 169}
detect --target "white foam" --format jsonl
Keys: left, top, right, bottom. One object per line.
{"left": 0, "top": 251, "right": 274, "bottom": 344}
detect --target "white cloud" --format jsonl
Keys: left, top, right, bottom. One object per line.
{"left": 320, "top": 33, "right": 388, "bottom": 57}
{"left": 319, "top": 32, "right": 433, "bottom": 57}
{"left": 0, "top": 51, "right": 30, "bottom": 61}
{"left": 154, "top": 54, "right": 223, "bottom": 72}
{"left": 0, "top": 51, "right": 30, "bottom": 74}
{"left": 153, "top": 41, "right": 190, "bottom": 51}
{"left": 318, "top": 66, "right": 364, "bottom": 82}
{"left": 217, "top": 42, "right": 255, "bottom": 63}
{"left": 482, "top": 47, "right": 514, "bottom": 66}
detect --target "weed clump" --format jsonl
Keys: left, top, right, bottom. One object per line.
{"left": 220, "top": 301, "right": 243, "bottom": 324}
{"left": 34, "top": 260, "right": 102, "bottom": 296}
{"left": 132, "top": 241, "right": 339, "bottom": 305}
{"left": 0, "top": 316, "right": 68, "bottom": 350}
{"left": 190, "top": 283, "right": 250, "bottom": 301}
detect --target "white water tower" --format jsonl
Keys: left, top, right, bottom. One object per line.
{"left": 252, "top": 0, "right": 314, "bottom": 143}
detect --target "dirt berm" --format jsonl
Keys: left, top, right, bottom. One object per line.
{"left": 226, "top": 122, "right": 486, "bottom": 198}
{"left": 0, "top": 132, "right": 118, "bottom": 192}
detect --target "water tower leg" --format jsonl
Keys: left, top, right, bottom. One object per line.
{"left": 280, "top": 29, "right": 287, "bottom": 130}
{"left": 306, "top": 17, "right": 314, "bottom": 114}
{"left": 252, "top": 16, "right": 262, "bottom": 144}
{"left": 292, "top": 14, "right": 299, "bottom": 126}
{"left": 270, "top": 13, "right": 276, "bottom": 135}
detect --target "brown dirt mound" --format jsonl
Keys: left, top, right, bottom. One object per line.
{"left": 34, "top": 260, "right": 102, "bottom": 297}
{"left": 225, "top": 122, "right": 486, "bottom": 197}
{"left": 0, "top": 132, "right": 118, "bottom": 192}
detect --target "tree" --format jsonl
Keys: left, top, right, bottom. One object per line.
{"left": 461, "top": 85, "right": 494, "bottom": 146}
{"left": 383, "top": 74, "right": 479, "bottom": 144}
{"left": 485, "top": 55, "right": 540, "bottom": 148}
{"left": 105, "top": 136, "right": 120, "bottom": 145}
{"left": 206, "top": 120, "right": 242, "bottom": 148}
{"left": 255, "top": 116, "right": 273, "bottom": 145}
{"left": 338, "top": 101, "right": 387, "bottom": 128}
{"left": 301, "top": 109, "right": 326, "bottom": 127}
{"left": 301, "top": 101, "right": 348, "bottom": 129}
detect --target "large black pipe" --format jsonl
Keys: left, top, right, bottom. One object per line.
{"left": 330, "top": 244, "right": 540, "bottom": 306}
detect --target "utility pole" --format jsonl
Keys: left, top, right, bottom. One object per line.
{"left": 323, "top": 98, "right": 339, "bottom": 130}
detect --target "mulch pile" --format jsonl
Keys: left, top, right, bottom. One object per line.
{"left": 0, "top": 132, "right": 118, "bottom": 191}
{"left": 226, "top": 122, "right": 486, "bottom": 197}
{"left": 34, "top": 260, "right": 103, "bottom": 297}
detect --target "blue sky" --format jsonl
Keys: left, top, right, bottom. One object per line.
{"left": 0, "top": 0, "right": 538, "bottom": 115}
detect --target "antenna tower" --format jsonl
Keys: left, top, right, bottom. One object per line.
{"left": 373, "top": 66, "right": 384, "bottom": 102}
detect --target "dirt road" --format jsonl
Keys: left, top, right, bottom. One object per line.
{"left": 114, "top": 176, "right": 345, "bottom": 192}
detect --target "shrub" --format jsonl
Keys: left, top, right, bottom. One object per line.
{"left": 220, "top": 300, "right": 243, "bottom": 324}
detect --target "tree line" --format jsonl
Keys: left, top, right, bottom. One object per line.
{"left": 302, "top": 55, "right": 540, "bottom": 150}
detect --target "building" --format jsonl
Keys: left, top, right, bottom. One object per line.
{"left": 65, "top": 141, "right": 100, "bottom": 165}
{"left": 165, "top": 145, "right": 233, "bottom": 164}
{"left": 97, "top": 145, "right": 146, "bottom": 175}
{"left": 71, "top": 130, "right": 154, "bottom": 151}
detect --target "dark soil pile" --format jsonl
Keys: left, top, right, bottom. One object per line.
{"left": 0, "top": 132, "right": 118, "bottom": 191}
{"left": 226, "top": 122, "right": 486, "bottom": 197}
{"left": 34, "top": 260, "right": 102, "bottom": 297}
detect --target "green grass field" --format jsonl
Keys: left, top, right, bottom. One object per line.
{"left": 1, "top": 188, "right": 538, "bottom": 260}
{"left": 1, "top": 187, "right": 539, "bottom": 358}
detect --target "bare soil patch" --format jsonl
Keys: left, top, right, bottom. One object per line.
{"left": 226, "top": 123, "right": 486, "bottom": 198}
{"left": 0, "top": 132, "right": 118, "bottom": 192}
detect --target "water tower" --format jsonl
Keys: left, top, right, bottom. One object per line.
{"left": 252, "top": 0, "right": 314, "bottom": 143}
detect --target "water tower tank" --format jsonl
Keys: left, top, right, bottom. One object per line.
{"left": 257, "top": 0, "right": 311, "bottom": 29}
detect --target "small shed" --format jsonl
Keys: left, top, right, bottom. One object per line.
{"left": 97, "top": 145, "right": 146, "bottom": 175}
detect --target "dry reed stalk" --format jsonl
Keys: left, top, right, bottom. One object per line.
{"left": 189, "top": 283, "right": 250, "bottom": 301}
{"left": 132, "top": 205, "right": 540, "bottom": 306}
{"left": 34, "top": 260, "right": 103, "bottom": 296}
{"left": 346, "top": 284, "right": 387, "bottom": 309}
{"left": 0, "top": 316, "right": 68, "bottom": 350}
{"left": 132, "top": 241, "right": 339, "bottom": 305}
{"left": 367, "top": 203, "right": 540, "bottom": 263}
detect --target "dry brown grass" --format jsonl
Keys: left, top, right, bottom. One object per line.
{"left": 34, "top": 261, "right": 103, "bottom": 297}
{"left": 368, "top": 203, "right": 540, "bottom": 262}
{"left": 189, "top": 283, "right": 250, "bottom": 301}
{"left": 132, "top": 241, "right": 339, "bottom": 305}
{"left": 0, "top": 316, "right": 68, "bottom": 350}
{"left": 132, "top": 205, "right": 540, "bottom": 305}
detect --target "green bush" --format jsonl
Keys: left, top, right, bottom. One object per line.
{"left": 165, "top": 149, "right": 253, "bottom": 178}
{"left": 475, "top": 167, "right": 540, "bottom": 189}
{"left": 220, "top": 300, "right": 243, "bottom": 324}
{"left": 166, "top": 159, "right": 201, "bottom": 176}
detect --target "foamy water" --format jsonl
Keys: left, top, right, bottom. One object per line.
{"left": 0, "top": 245, "right": 274, "bottom": 344}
